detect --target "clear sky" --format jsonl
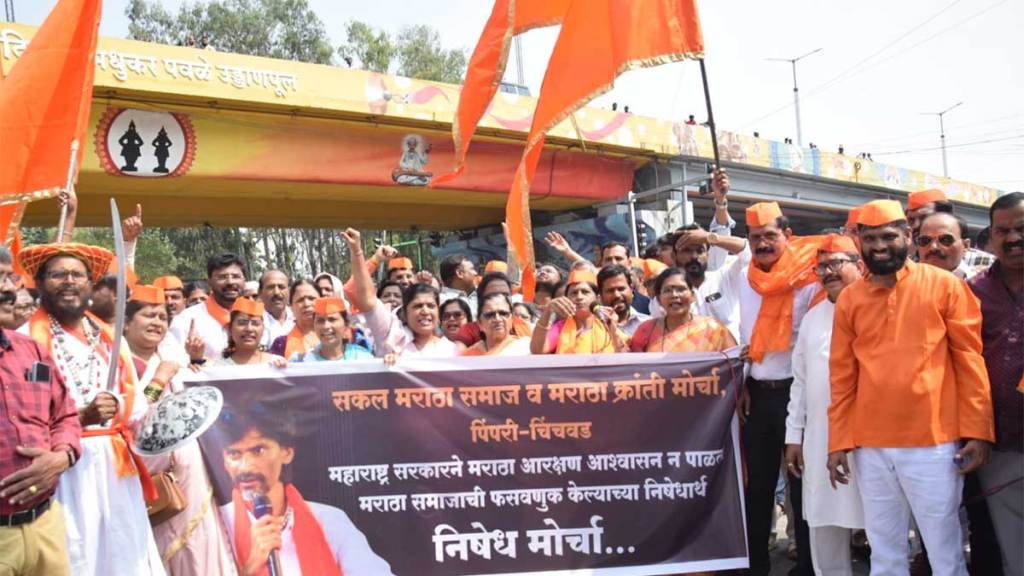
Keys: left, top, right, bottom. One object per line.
{"left": 11, "top": 0, "right": 1023, "bottom": 192}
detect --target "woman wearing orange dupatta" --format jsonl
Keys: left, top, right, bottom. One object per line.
{"left": 630, "top": 268, "right": 736, "bottom": 353}
{"left": 462, "top": 293, "right": 532, "bottom": 356}
{"left": 530, "top": 268, "right": 628, "bottom": 355}
{"left": 269, "top": 279, "right": 319, "bottom": 359}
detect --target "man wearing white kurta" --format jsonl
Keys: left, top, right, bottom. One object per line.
{"left": 170, "top": 253, "right": 247, "bottom": 360}
{"left": 18, "top": 243, "right": 165, "bottom": 576}
{"left": 785, "top": 235, "right": 865, "bottom": 575}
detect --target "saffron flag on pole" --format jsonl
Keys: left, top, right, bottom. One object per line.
{"left": 0, "top": 0, "right": 102, "bottom": 204}
{"left": 507, "top": 0, "right": 704, "bottom": 298}
{"left": 432, "top": 0, "right": 571, "bottom": 187}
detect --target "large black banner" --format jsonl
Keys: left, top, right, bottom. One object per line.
{"left": 189, "top": 352, "right": 749, "bottom": 575}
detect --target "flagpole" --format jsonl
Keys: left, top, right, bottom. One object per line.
{"left": 698, "top": 60, "right": 721, "bottom": 171}
{"left": 55, "top": 139, "right": 79, "bottom": 242}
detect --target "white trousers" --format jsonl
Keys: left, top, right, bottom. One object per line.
{"left": 853, "top": 443, "right": 966, "bottom": 576}
{"left": 808, "top": 525, "right": 852, "bottom": 576}
{"left": 978, "top": 449, "right": 1023, "bottom": 576}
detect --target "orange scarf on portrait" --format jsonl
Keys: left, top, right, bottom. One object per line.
{"left": 28, "top": 308, "right": 157, "bottom": 500}
{"left": 232, "top": 485, "right": 342, "bottom": 576}
{"left": 746, "top": 236, "right": 824, "bottom": 363}
{"left": 555, "top": 317, "right": 616, "bottom": 354}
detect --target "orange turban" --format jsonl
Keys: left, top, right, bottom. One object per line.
{"left": 129, "top": 284, "right": 165, "bottom": 306}
{"left": 17, "top": 242, "right": 114, "bottom": 283}
{"left": 230, "top": 297, "right": 265, "bottom": 317}
{"left": 388, "top": 257, "right": 413, "bottom": 271}
{"left": 153, "top": 275, "right": 184, "bottom": 291}
{"left": 313, "top": 297, "right": 346, "bottom": 316}
{"left": 640, "top": 259, "right": 668, "bottom": 280}
{"left": 484, "top": 260, "right": 509, "bottom": 274}
{"left": 746, "top": 202, "right": 784, "bottom": 228}
{"left": 907, "top": 189, "right": 946, "bottom": 211}
{"left": 818, "top": 234, "right": 858, "bottom": 255}
{"left": 567, "top": 268, "right": 597, "bottom": 286}
{"left": 845, "top": 207, "right": 862, "bottom": 229}
{"left": 858, "top": 200, "right": 906, "bottom": 227}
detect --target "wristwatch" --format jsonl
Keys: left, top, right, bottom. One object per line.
{"left": 707, "top": 232, "right": 720, "bottom": 246}
{"left": 714, "top": 199, "right": 728, "bottom": 208}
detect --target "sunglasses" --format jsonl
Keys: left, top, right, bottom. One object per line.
{"left": 481, "top": 310, "right": 512, "bottom": 321}
{"left": 814, "top": 259, "right": 854, "bottom": 275}
{"left": 915, "top": 234, "right": 957, "bottom": 248}
{"left": 441, "top": 311, "right": 466, "bottom": 321}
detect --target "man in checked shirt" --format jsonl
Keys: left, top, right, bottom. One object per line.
{"left": 0, "top": 246, "right": 81, "bottom": 576}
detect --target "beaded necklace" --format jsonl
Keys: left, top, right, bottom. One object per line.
{"left": 49, "top": 315, "right": 108, "bottom": 402}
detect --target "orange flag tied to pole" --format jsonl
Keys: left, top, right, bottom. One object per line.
{"left": 508, "top": 0, "right": 704, "bottom": 299}
{"left": 0, "top": 0, "right": 102, "bottom": 206}
{"left": 432, "top": 0, "right": 571, "bottom": 187}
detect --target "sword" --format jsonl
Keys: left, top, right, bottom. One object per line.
{"left": 106, "top": 198, "right": 127, "bottom": 393}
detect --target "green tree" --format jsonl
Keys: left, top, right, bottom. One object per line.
{"left": 338, "top": 21, "right": 466, "bottom": 83}
{"left": 338, "top": 21, "right": 393, "bottom": 73}
{"left": 126, "top": 0, "right": 334, "bottom": 64}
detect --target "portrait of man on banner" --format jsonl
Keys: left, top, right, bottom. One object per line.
{"left": 213, "top": 398, "right": 394, "bottom": 576}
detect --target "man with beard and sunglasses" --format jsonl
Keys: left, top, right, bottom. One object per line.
{"left": 17, "top": 242, "right": 165, "bottom": 575}
{"left": 170, "top": 252, "right": 248, "bottom": 361}
{"left": 827, "top": 199, "right": 993, "bottom": 576}
{"left": 735, "top": 201, "right": 824, "bottom": 576}
{"left": 784, "top": 235, "right": 865, "bottom": 575}
{"left": 218, "top": 406, "right": 393, "bottom": 575}
{"left": 967, "top": 191, "right": 1024, "bottom": 576}
{"left": 257, "top": 270, "right": 295, "bottom": 349}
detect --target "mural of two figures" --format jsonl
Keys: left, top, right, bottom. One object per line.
{"left": 119, "top": 120, "right": 173, "bottom": 174}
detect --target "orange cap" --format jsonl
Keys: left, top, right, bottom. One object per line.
{"left": 230, "top": 297, "right": 265, "bottom": 317}
{"left": 567, "top": 268, "right": 598, "bottom": 286}
{"left": 388, "top": 257, "right": 413, "bottom": 270}
{"left": 484, "top": 260, "right": 509, "bottom": 274}
{"left": 858, "top": 200, "right": 906, "bottom": 227}
{"left": 907, "top": 189, "right": 946, "bottom": 211}
{"left": 745, "top": 201, "right": 784, "bottom": 228}
{"left": 129, "top": 284, "right": 165, "bottom": 305}
{"left": 313, "top": 297, "right": 347, "bottom": 316}
{"left": 153, "top": 275, "right": 184, "bottom": 291}
{"left": 818, "top": 234, "right": 858, "bottom": 255}
{"left": 845, "top": 207, "right": 862, "bottom": 228}
{"left": 641, "top": 259, "right": 668, "bottom": 280}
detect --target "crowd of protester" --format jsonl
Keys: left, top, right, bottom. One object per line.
{"left": 0, "top": 169, "right": 1020, "bottom": 576}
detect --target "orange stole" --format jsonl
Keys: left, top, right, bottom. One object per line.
{"left": 205, "top": 297, "right": 230, "bottom": 326}
{"left": 556, "top": 317, "right": 616, "bottom": 354}
{"left": 232, "top": 486, "right": 342, "bottom": 576}
{"left": 746, "top": 236, "right": 824, "bottom": 362}
{"left": 282, "top": 325, "right": 310, "bottom": 360}
{"left": 28, "top": 309, "right": 157, "bottom": 500}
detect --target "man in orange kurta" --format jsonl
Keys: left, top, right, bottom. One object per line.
{"left": 826, "top": 199, "right": 993, "bottom": 576}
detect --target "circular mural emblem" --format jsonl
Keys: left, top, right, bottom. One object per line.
{"left": 95, "top": 107, "right": 196, "bottom": 177}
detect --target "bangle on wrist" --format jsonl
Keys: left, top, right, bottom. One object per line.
{"left": 190, "top": 358, "right": 206, "bottom": 366}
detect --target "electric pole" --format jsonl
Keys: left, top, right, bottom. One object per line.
{"left": 766, "top": 48, "right": 822, "bottom": 147}
{"left": 923, "top": 101, "right": 963, "bottom": 178}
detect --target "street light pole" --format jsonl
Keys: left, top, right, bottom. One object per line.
{"left": 766, "top": 48, "right": 822, "bottom": 147}
{"left": 924, "top": 101, "right": 963, "bottom": 178}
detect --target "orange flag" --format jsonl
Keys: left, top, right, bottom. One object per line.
{"left": 508, "top": 0, "right": 704, "bottom": 298}
{"left": 432, "top": 0, "right": 571, "bottom": 187}
{"left": 0, "top": 0, "right": 102, "bottom": 204}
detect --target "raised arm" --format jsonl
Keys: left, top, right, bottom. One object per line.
{"left": 339, "top": 229, "right": 376, "bottom": 312}
{"left": 544, "top": 231, "right": 588, "bottom": 266}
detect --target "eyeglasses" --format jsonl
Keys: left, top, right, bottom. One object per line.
{"left": 212, "top": 272, "right": 244, "bottom": 282}
{"left": 915, "top": 234, "right": 957, "bottom": 248}
{"left": 659, "top": 286, "right": 691, "bottom": 295}
{"left": 814, "top": 260, "right": 854, "bottom": 275}
{"left": 481, "top": 310, "right": 511, "bottom": 321}
{"left": 441, "top": 311, "right": 466, "bottom": 321}
{"left": 45, "top": 270, "right": 89, "bottom": 283}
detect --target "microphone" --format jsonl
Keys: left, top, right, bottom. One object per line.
{"left": 590, "top": 301, "right": 613, "bottom": 325}
{"left": 245, "top": 490, "right": 282, "bottom": 576}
